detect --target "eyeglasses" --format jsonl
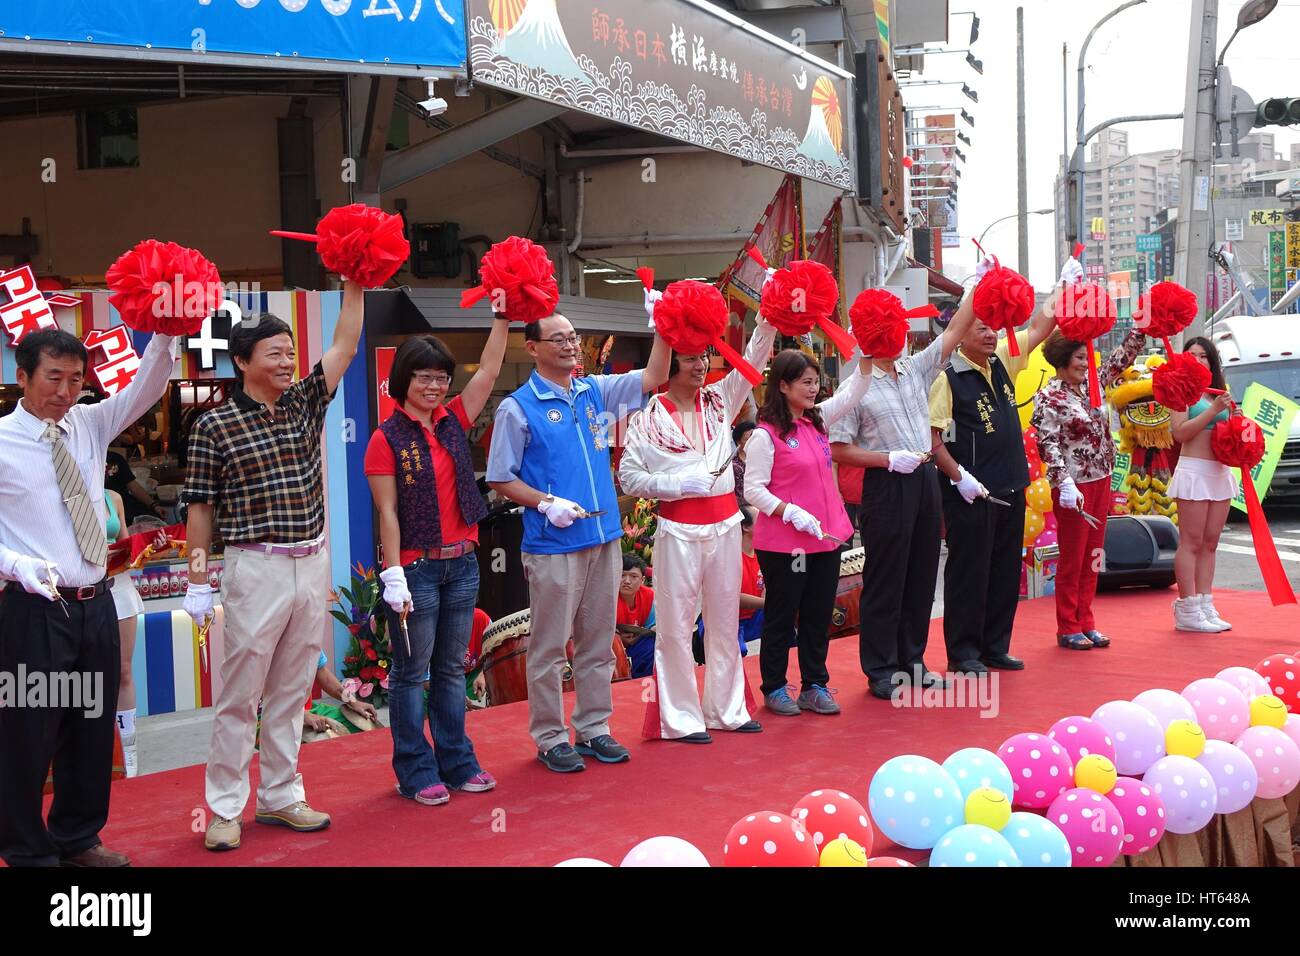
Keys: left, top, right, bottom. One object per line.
{"left": 543, "top": 334, "right": 582, "bottom": 348}
{"left": 411, "top": 372, "right": 452, "bottom": 388}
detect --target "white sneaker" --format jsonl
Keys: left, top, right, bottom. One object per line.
{"left": 1197, "top": 594, "right": 1231, "bottom": 631}
{"left": 1173, "top": 597, "right": 1220, "bottom": 633}
{"left": 122, "top": 735, "right": 138, "bottom": 778}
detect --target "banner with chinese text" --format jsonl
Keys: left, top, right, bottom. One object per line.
{"left": 1229, "top": 384, "right": 1299, "bottom": 514}
{"left": 719, "top": 174, "right": 804, "bottom": 310}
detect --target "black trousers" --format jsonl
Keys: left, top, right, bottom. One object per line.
{"left": 858, "top": 463, "right": 942, "bottom": 684}
{"left": 0, "top": 587, "right": 119, "bottom": 867}
{"left": 941, "top": 485, "right": 1027, "bottom": 664}
{"left": 756, "top": 548, "right": 841, "bottom": 696}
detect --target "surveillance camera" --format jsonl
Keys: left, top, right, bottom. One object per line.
{"left": 420, "top": 76, "right": 448, "bottom": 116}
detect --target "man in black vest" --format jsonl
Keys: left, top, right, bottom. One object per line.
{"left": 928, "top": 288, "right": 1058, "bottom": 675}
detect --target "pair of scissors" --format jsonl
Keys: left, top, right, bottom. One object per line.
{"left": 983, "top": 493, "right": 1013, "bottom": 508}
{"left": 1078, "top": 508, "right": 1103, "bottom": 530}
{"left": 576, "top": 509, "right": 607, "bottom": 519}
{"left": 44, "top": 562, "right": 69, "bottom": 618}
{"left": 197, "top": 616, "right": 212, "bottom": 672}
{"left": 398, "top": 604, "right": 412, "bottom": 657}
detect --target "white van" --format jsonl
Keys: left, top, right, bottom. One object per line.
{"left": 1206, "top": 316, "right": 1300, "bottom": 501}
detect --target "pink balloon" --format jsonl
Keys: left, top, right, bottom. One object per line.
{"left": 1281, "top": 714, "right": 1300, "bottom": 752}
{"left": 997, "top": 732, "right": 1074, "bottom": 810}
{"left": 620, "top": 836, "right": 709, "bottom": 867}
{"left": 1132, "top": 688, "right": 1197, "bottom": 729}
{"left": 1142, "top": 756, "right": 1218, "bottom": 834}
{"left": 1048, "top": 716, "right": 1117, "bottom": 767}
{"left": 1047, "top": 788, "right": 1124, "bottom": 867}
{"left": 1037, "top": 529, "right": 1058, "bottom": 548}
{"left": 866, "top": 856, "right": 915, "bottom": 867}
{"left": 1233, "top": 726, "right": 1300, "bottom": 799}
{"left": 1090, "top": 700, "right": 1166, "bottom": 775}
{"left": 1106, "top": 777, "right": 1167, "bottom": 855}
{"left": 1196, "top": 740, "right": 1258, "bottom": 814}
{"left": 1215, "top": 666, "right": 1271, "bottom": 701}
{"left": 1181, "top": 678, "right": 1250, "bottom": 741}
{"left": 1043, "top": 511, "right": 1058, "bottom": 531}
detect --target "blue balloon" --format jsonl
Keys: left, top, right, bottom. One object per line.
{"left": 1000, "top": 811, "right": 1072, "bottom": 867}
{"left": 930, "top": 824, "right": 1022, "bottom": 867}
{"left": 942, "top": 747, "right": 1015, "bottom": 802}
{"left": 867, "top": 755, "right": 965, "bottom": 850}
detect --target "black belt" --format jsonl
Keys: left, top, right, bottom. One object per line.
{"left": 4, "top": 577, "right": 113, "bottom": 601}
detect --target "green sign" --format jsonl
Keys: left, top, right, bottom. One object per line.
{"left": 1136, "top": 234, "right": 1161, "bottom": 253}
{"left": 1117, "top": 255, "right": 1137, "bottom": 271}
{"left": 1110, "top": 451, "right": 1132, "bottom": 493}
{"left": 1270, "top": 230, "right": 1286, "bottom": 297}
{"left": 1229, "top": 384, "right": 1300, "bottom": 514}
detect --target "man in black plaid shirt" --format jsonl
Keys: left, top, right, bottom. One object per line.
{"left": 182, "top": 281, "right": 364, "bottom": 852}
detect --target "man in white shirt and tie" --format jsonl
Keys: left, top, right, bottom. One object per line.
{"left": 0, "top": 326, "right": 177, "bottom": 867}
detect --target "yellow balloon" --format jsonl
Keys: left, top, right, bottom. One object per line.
{"left": 1249, "top": 694, "right": 1288, "bottom": 729}
{"left": 819, "top": 837, "right": 868, "bottom": 867}
{"left": 1074, "top": 754, "right": 1118, "bottom": 794}
{"left": 1023, "top": 509, "right": 1045, "bottom": 548}
{"left": 964, "top": 786, "right": 1012, "bottom": 831}
{"left": 1025, "top": 477, "right": 1053, "bottom": 514}
{"left": 1165, "top": 719, "right": 1207, "bottom": 758}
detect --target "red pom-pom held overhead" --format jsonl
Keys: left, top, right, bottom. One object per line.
{"left": 849, "top": 289, "right": 938, "bottom": 360}
{"left": 1055, "top": 282, "right": 1118, "bottom": 408}
{"left": 271, "top": 203, "right": 410, "bottom": 288}
{"left": 106, "top": 239, "right": 223, "bottom": 336}
{"left": 654, "top": 280, "right": 763, "bottom": 385}
{"left": 458, "top": 236, "right": 559, "bottom": 324}
{"left": 972, "top": 265, "right": 1035, "bottom": 356}
{"left": 760, "top": 260, "right": 858, "bottom": 359}
{"left": 1134, "top": 281, "right": 1198, "bottom": 353}
{"left": 1151, "top": 352, "right": 1211, "bottom": 412}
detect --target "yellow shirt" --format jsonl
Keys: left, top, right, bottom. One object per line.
{"left": 928, "top": 329, "right": 1031, "bottom": 432}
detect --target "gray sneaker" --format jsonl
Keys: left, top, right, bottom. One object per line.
{"left": 765, "top": 688, "right": 801, "bottom": 716}
{"left": 797, "top": 684, "right": 841, "bottom": 715}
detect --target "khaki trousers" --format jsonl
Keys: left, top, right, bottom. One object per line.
{"left": 205, "top": 545, "right": 327, "bottom": 820}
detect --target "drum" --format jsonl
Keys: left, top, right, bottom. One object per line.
{"left": 479, "top": 609, "right": 583, "bottom": 706}
{"left": 830, "top": 546, "right": 865, "bottom": 636}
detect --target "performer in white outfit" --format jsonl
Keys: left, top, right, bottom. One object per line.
{"left": 618, "top": 311, "right": 776, "bottom": 742}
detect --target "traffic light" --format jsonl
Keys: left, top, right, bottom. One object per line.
{"left": 1256, "top": 97, "right": 1300, "bottom": 126}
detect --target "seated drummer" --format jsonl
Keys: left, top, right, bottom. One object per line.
{"left": 617, "top": 554, "right": 656, "bottom": 679}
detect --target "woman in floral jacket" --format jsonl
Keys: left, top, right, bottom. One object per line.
{"left": 1031, "top": 327, "right": 1145, "bottom": 650}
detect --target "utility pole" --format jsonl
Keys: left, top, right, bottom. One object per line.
{"left": 1060, "top": 41, "right": 1069, "bottom": 276}
{"left": 1017, "top": 7, "right": 1029, "bottom": 277}
{"left": 1175, "top": 0, "right": 1219, "bottom": 340}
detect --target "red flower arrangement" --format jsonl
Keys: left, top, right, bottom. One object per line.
{"left": 1151, "top": 352, "right": 1211, "bottom": 412}
{"left": 106, "top": 239, "right": 223, "bottom": 336}
{"left": 1211, "top": 415, "right": 1266, "bottom": 469}
{"left": 329, "top": 562, "right": 394, "bottom": 704}
{"left": 972, "top": 264, "right": 1035, "bottom": 356}
{"left": 849, "top": 289, "right": 937, "bottom": 359}
{"left": 654, "top": 279, "right": 763, "bottom": 385}
{"left": 459, "top": 236, "right": 559, "bottom": 323}
{"left": 1134, "top": 281, "right": 1197, "bottom": 353}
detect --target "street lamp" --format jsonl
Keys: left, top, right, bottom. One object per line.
{"left": 977, "top": 208, "right": 1054, "bottom": 250}
{"left": 1219, "top": 0, "right": 1277, "bottom": 63}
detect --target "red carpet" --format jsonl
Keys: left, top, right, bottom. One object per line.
{"left": 92, "top": 589, "right": 1300, "bottom": 866}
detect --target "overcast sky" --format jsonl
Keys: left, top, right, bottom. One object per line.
{"left": 908, "top": 0, "right": 1300, "bottom": 288}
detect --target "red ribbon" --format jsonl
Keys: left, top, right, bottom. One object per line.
{"left": 270, "top": 229, "right": 319, "bottom": 243}
{"left": 816, "top": 315, "right": 858, "bottom": 360}
{"left": 1161, "top": 336, "right": 1175, "bottom": 356}
{"left": 1006, "top": 328, "right": 1022, "bottom": 357}
{"left": 1241, "top": 465, "right": 1297, "bottom": 606}
{"left": 745, "top": 245, "right": 769, "bottom": 271}
{"left": 1085, "top": 339, "right": 1102, "bottom": 408}
{"left": 714, "top": 337, "right": 764, "bottom": 386}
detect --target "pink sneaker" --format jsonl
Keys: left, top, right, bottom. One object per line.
{"left": 454, "top": 771, "right": 497, "bottom": 793}
{"left": 396, "top": 783, "right": 450, "bottom": 805}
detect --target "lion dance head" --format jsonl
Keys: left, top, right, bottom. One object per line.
{"left": 1105, "top": 354, "right": 1178, "bottom": 524}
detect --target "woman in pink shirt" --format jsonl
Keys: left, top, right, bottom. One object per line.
{"left": 745, "top": 349, "right": 870, "bottom": 717}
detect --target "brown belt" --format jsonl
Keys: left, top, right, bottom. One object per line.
{"left": 412, "top": 541, "right": 476, "bottom": 562}
{"left": 4, "top": 577, "right": 113, "bottom": 601}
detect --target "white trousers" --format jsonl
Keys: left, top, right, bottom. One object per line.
{"left": 204, "top": 546, "right": 327, "bottom": 820}
{"left": 650, "top": 523, "right": 750, "bottom": 737}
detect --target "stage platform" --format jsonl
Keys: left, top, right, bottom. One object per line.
{"left": 81, "top": 590, "right": 1300, "bottom": 866}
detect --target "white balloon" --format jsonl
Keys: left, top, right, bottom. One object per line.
{"left": 554, "top": 857, "right": 612, "bottom": 867}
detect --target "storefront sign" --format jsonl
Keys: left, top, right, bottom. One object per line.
{"left": 0, "top": 0, "right": 467, "bottom": 72}
{"left": 1287, "top": 222, "right": 1300, "bottom": 269}
{"left": 466, "top": 0, "right": 854, "bottom": 189}
{"left": 1224, "top": 218, "right": 1244, "bottom": 242}
{"left": 1269, "top": 230, "right": 1286, "bottom": 303}
{"left": 1135, "top": 233, "right": 1160, "bottom": 253}
{"left": 0, "top": 265, "right": 61, "bottom": 346}
{"left": 83, "top": 326, "right": 141, "bottom": 395}
{"left": 1249, "top": 208, "right": 1287, "bottom": 227}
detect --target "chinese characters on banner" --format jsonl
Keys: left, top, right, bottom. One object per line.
{"left": 1249, "top": 208, "right": 1286, "bottom": 227}
{"left": 83, "top": 326, "right": 141, "bottom": 395}
{"left": 1229, "top": 384, "right": 1299, "bottom": 515}
{"left": 375, "top": 346, "right": 399, "bottom": 422}
{"left": 0, "top": 265, "right": 60, "bottom": 346}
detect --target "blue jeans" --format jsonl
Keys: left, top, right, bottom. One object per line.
{"left": 385, "top": 553, "right": 482, "bottom": 794}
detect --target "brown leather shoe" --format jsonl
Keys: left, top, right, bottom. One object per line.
{"left": 60, "top": 844, "right": 131, "bottom": 867}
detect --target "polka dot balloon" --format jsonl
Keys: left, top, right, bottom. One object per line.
{"left": 1091, "top": 700, "right": 1167, "bottom": 775}
{"left": 1001, "top": 811, "right": 1072, "bottom": 867}
{"left": 1254, "top": 654, "right": 1300, "bottom": 713}
{"left": 1048, "top": 715, "right": 1117, "bottom": 767}
{"left": 791, "top": 789, "right": 873, "bottom": 855}
{"left": 1181, "top": 677, "right": 1250, "bottom": 741}
{"left": 866, "top": 856, "right": 916, "bottom": 867}
{"left": 1195, "top": 739, "right": 1258, "bottom": 814}
{"left": 930, "top": 824, "right": 1022, "bottom": 868}
{"left": 1106, "top": 777, "right": 1167, "bottom": 855}
{"left": 1047, "top": 788, "right": 1124, "bottom": 867}
{"left": 1282, "top": 713, "right": 1300, "bottom": 751}
{"left": 1232, "top": 725, "right": 1300, "bottom": 799}
{"left": 1132, "top": 688, "right": 1198, "bottom": 730}
{"left": 554, "top": 858, "right": 612, "bottom": 867}
{"left": 619, "top": 836, "right": 709, "bottom": 867}
{"left": 996, "top": 732, "right": 1074, "bottom": 810}
{"left": 1215, "top": 665, "right": 1271, "bottom": 701}
{"left": 1142, "top": 755, "right": 1218, "bottom": 834}
{"left": 867, "top": 755, "right": 964, "bottom": 850}
{"left": 723, "top": 812, "right": 819, "bottom": 867}
{"left": 941, "top": 747, "right": 1015, "bottom": 801}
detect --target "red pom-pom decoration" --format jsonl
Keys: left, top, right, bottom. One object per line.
{"left": 314, "top": 204, "right": 410, "bottom": 288}
{"left": 1211, "top": 415, "right": 1266, "bottom": 469}
{"left": 106, "top": 239, "right": 223, "bottom": 336}
{"left": 654, "top": 279, "right": 762, "bottom": 385}
{"left": 973, "top": 265, "right": 1035, "bottom": 356}
{"left": 850, "top": 289, "right": 909, "bottom": 359}
{"left": 459, "top": 236, "right": 559, "bottom": 324}
{"left": 761, "top": 260, "right": 837, "bottom": 336}
{"left": 1135, "top": 281, "right": 1197, "bottom": 348}
{"left": 1151, "top": 352, "right": 1211, "bottom": 412}
{"left": 1055, "top": 282, "right": 1117, "bottom": 342}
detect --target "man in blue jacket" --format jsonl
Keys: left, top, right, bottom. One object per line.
{"left": 488, "top": 312, "right": 669, "bottom": 772}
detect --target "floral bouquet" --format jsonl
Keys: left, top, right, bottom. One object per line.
{"left": 621, "top": 498, "right": 657, "bottom": 568}
{"left": 329, "top": 561, "right": 394, "bottom": 706}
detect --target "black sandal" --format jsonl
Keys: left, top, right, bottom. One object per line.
{"left": 1057, "top": 633, "right": 1094, "bottom": 650}
{"left": 1083, "top": 630, "right": 1110, "bottom": 648}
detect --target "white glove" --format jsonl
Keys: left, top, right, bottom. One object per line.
{"left": 677, "top": 471, "right": 715, "bottom": 497}
{"left": 975, "top": 256, "right": 997, "bottom": 280}
{"left": 538, "top": 495, "right": 581, "bottom": 529}
{"left": 1059, "top": 256, "right": 1085, "bottom": 286}
{"left": 7, "top": 554, "right": 58, "bottom": 600}
{"left": 379, "top": 566, "right": 412, "bottom": 614}
{"left": 887, "top": 451, "right": 924, "bottom": 474}
{"left": 644, "top": 287, "right": 663, "bottom": 329}
{"left": 1058, "top": 477, "right": 1082, "bottom": 511}
{"left": 952, "top": 466, "right": 988, "bottom": 505}
{"left": 184, "top": 582, "right": 214, "bottom": 626}
{"left": 781, "top": 502, "right": 824, "bottom": 539}
{"left": 761, "top": 266, "right": 777, "bottom": 289}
